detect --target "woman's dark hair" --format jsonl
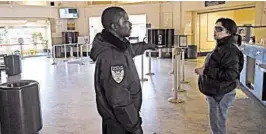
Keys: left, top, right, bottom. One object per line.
{"left": 216, "top": 18, "right": 237, "bottom": 35}
{"left": 236, "top": 34, "right": 242, "bottom": 46}
{"left": 233, "top": 34, "right": 242, "bottom": 46}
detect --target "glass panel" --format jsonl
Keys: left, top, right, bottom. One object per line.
{"left": 0, "top": 26, "right": 48, "bottom": 56}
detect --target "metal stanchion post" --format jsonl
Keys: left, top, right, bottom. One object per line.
{"left": 80, "top": 44, "right": 85, "bottom": 65}
{"left": 140, "top": 54, "right": 148, "bottom": 82}
{"left": 20, "top": 43, "right": 23, "bottom": 59}
{"left": 70, "top": 45, "right": 74, "bottom": 58}
{"left": 146, "top": 50, "right": 155, "bottom": 76}
{"left": 168, "top": 48, "right": 185, "bottom": 103}
{"left": 76, "top": 43, "right": 79, "bottom": 58}
{"left": 158, "top": 48, "right": 162, "bottom": 58}
{"left": 85, "top": 36, "right": 90, "bottom": 57}
{"left": 177, "top": 51, "right": 186, "bottom": 92}
{"left": 52, "top": 45, "right": 56, "bottom": 65}
{"left": 18, "top": 38, "right": 24, "bottom": 59}
{"left": 143, "top": 35, "right": 154, "bottom": 76}
{"left": 180, "top": 48, "right": 189, "bottom": 84}
{"left": 64, "top": 44, "right": 67, "bottom": 62}
{"left": 172, "top": 50, "right": 178, "bottom": 97}
{"left": 169, "top": 47, "right": 175, "bottom": 74}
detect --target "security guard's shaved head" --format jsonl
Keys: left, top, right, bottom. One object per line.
{"left": 101, "top": 7, "right": 126, "bottom": 30}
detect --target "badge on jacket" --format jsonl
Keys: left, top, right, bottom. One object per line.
{"left": 111, "top": 66, "right": 124, "bottom": 83}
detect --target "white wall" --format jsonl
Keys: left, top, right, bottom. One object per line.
{"left": 0, "top": 3, "right": 160, "bottom": 39}
{"left": 77, "top": 3, "right": 160, "bottom": 36}
{"left": 0, "top": 3, "right": 165, "bottom": 43}
{"left": 89, "top": 14, "right": 147, "bottom": 44}
{"left": 0, "top": 5, "right": 57, "bottom": 18}
{"left": 0, "top": 1, "right": 259, "bottom": 44}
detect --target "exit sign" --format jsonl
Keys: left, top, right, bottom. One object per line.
{"left": 205, "top": 1, "right": 225, "bottom": 7}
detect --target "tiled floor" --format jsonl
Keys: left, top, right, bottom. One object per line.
{"left": 2, "top": 55, "right": 266, "bottom": 134}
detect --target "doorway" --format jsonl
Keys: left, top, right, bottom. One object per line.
{"left": 88, "top": 17, "right": 102, "bottom": 44}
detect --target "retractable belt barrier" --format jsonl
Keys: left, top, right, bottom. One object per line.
{"left": 168, "top": 48, "right": 185, "bottom": 103}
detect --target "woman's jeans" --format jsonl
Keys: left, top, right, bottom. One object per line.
{"left": 206, "top": 90, "right": 236, "bottom": 134}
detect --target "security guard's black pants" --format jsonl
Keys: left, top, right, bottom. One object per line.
{"left": 102, "top": 119, "right": 131, "bottom": 134}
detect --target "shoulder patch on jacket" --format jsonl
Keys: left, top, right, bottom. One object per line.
{"left": 111, "top": 65, "right": 124, "bottom": 84}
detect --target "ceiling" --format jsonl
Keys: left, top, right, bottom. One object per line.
{"left": 0, "top": 1, "right": 160, "bottom": 7}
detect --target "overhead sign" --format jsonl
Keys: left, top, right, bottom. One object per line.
{"left": 205, "top": 1, "right": 225, "bottom": 7}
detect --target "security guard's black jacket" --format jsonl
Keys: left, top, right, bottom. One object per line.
{"left": 90, "top": 29, "right": 151, "bottom": 133}
{"left": 198, "top": 35, "right": 244, "bottom": 97}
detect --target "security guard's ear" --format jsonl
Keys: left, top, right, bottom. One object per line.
{"left": 110, "top": 23, "right": 118, "bottom": 31}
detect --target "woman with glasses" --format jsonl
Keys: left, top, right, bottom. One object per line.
{"left": 195, "top": 18, "right": 244, "bottom": 134}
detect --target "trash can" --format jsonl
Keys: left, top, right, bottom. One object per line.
{"left": 0, "top": 80, "right": 42, "bottom": 134}
{"left": 187, "top": 45, "right": 198, "bottom": 59}
{"left": 4, "top": 55, "right": 22, "bottom": 76}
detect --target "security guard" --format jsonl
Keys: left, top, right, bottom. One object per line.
{"left": 90, "top": 7, "right": 156, "bottom": 134}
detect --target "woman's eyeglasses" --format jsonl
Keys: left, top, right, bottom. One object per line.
{"left": 214, "top": 26, "right": 225, "bottom": 32}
